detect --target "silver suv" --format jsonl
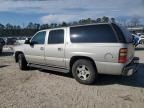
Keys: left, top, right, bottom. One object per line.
{"left": 14, "top": 23, "right": 139, "bottom": 84}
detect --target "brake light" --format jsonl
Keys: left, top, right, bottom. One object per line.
{"left": 119, "top": 48, "right": 128, "bottom": 63}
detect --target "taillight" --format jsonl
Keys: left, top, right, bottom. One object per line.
{"left": 119, "top": 48, "right": 128, "bottom": 63}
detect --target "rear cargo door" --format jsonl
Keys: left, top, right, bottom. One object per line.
{"left": 119, "top": 25, "right": 135, "bottom": 63}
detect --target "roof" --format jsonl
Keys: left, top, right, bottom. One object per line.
{"left": 40, "top": 22, "right": 114, "bottom": 32}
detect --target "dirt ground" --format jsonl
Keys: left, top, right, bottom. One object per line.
{"left": 0, "top": 46, "right": 144, "bottom": 108}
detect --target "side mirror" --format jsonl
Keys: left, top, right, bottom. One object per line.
{"left": 30, "top": 41, "right": 38, "bottom": 46}
{"left": 30, "top": 41, "right": 34, "bottom": 46}
{"left": 25, "top": 39, "right": 30, "bottom": 44}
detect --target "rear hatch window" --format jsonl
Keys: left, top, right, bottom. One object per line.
{"left": 112, "top": 24, "right": 133, "bottom": 43}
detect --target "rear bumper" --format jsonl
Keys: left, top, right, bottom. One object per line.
{"left": 122, "top": 57, "right": 139, "bottom": 76}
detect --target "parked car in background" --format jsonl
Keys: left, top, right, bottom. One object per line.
{"left": 140, "top": 35, "right": 144, "bottom": 44}
{"left": 6, "top": 38, "right": 17, "bottom": 45}
{"left": 0, "top": 38, "right": 5, "bottom": 53}
{"left": 132, "top": 34, "right": 142, "bottom": 47}
{"left": 16, "top": 37, "right": 26, "bottom": 45}
{"left": 136, "top": 33, "right": 144, "bottom": 44}
{"left": 16, "top": 37, "right": 31, "bottom": 45}
{"left": 14, "top": 23, "right": 139, "bottom": 84}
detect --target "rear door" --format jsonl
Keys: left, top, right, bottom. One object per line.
{"left": 45, "top": 29, "right": 66, "bottom": 68}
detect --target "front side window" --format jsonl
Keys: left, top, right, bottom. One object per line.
{"left": 70, "top": 24, "right": 117, "bottom": 43}
{"left": 48, "top": 30, "right": 64, "bottom": 44}
{"left": 31, "top": 31, "right": 46, "bottom": 44}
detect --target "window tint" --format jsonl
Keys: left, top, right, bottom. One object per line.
{"left": 48, "top": 30, "right": 64, "bottom": 44}
{"left": 119, "top": 25, "right": 133, "bottom": 43}
{"left": 112, "top": 24, "right": 126, "bottom": 43}
{"left": 70, "top": 24, "right": 117, "bottom": 43}
{"left": 31, "top": 31, "right": 46, "bottom": 44}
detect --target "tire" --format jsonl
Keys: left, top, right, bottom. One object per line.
{"left": 72, "top": 59, "right": 97, "bottom": 85}
{"left": 18, "top": 54, "right": 28, "bottom": 70}
{"left": 0, "top": 48, "right": 2, "bottom": 53}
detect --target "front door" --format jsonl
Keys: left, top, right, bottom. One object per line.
{"left": 24, "top": 31, "right": 46, "bottom": 65}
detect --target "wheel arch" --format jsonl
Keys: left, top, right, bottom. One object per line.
{"left": 15, "top": 51, "right": 24, "bottom": 62}
{"left": 70, "top": 56, "right": 97, "bottom": 73}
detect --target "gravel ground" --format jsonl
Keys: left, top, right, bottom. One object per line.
{"left": 0, "top": 46, "right": 144, "bottom": 108}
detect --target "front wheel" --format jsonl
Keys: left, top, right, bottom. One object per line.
{"left": 72, "top": 59, "right": 97, "bottom": 85}
{"left": 18, "top": 54, "right": 28, "bottom": 70}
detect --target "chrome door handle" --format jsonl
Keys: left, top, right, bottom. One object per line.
{"left": 40, "top": 47, "right": 44, "bottom": 50}
{"left": 58, "top": 48, "right": 63, "bottom": 51}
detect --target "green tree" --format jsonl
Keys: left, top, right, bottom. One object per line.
{"left": 101, "top": 16, "right": 109, "bottom": 23}
{"left": 96, "top": 18, "right": 101, "bottom": 23}
{"left": 61, "top": 22, "right": 67, "bottom": 27}
{"left": 111, "top": 18, "right": 116, "bottom": 23}
{"left": 40, "top": 24, "right": 49, "bottom": 29}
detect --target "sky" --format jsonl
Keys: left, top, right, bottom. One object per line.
{"left": 0, "top": 0, "right": 144, "bottom": 25}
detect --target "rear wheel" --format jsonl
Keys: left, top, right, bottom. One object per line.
{"left": 72, "top": 59, "right": 97, "bottom": 84}
{"left": 18, "top": 54, "right": 28, "bottom": 70}
{"left": 0, "top": 48, "right": 2, "bottom": 53}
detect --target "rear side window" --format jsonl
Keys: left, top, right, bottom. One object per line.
{"left": 70, "top": 24, "right": 117, "bottom": 43}
{"left": 48, "top": 30, "right": 64, "bottom": 44}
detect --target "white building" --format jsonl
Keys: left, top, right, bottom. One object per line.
{"left": 128, "top": 27, "right": 144, "bottom": 34}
